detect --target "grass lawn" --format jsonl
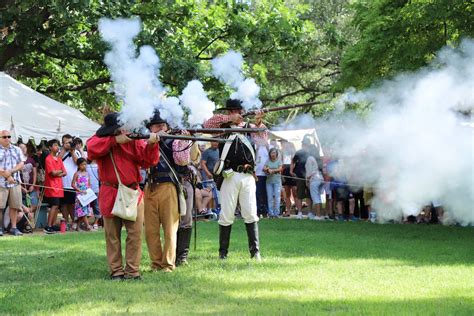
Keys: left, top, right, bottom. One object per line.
{"left": 0, "top": 220, "right": 473, "bottom": 315}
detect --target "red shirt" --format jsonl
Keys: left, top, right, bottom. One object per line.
{"left": 44, "top": 155, "right": 66, "bottom": 198}
{"left": 86, "top": 135, "right": 159, "bottom": 218}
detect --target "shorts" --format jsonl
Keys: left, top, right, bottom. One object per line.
{"left": 323, "top": 183, "right": 332, "bottom": 199}
{"left": 23, "top": 190, "right": 39, "bottom": 207}
{"left": 44, "top": 197, "right": 61, "bottom": 207}
{"left": 60, "top": 190, "right": 76, "bottom": 205}
{"left": 335, "top": 185, "right": 352, "bottom": 202}
{"left": 0, "top": 185, "right": 22, "bottom": 209}
{"left": 282, "top": 165, "right": 296, "bottom": 186}
{"left": 296, "top": 179, "right": 310, "bottom": 200}
{"left": 309, "top": 180, "right": 323, "bottom": 204}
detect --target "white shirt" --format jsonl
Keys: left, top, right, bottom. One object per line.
{"left": 255, "top": 145, "right": 269, "bottom": 176}
{"left": 61, "top": 149, "right": 82, "bottom": 189}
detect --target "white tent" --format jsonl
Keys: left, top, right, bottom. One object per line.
{"left": 0, "top": 72, "right": 100, "bottom": 143}
{"left": 269, "top": 128, "right": 324, "bottom": 156}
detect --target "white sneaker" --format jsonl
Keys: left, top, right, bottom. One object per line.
{"left": 307, "top": 213, "right": 316, "bottom": 220}
{"left": 296, "top": 211, "right": 303, "bottom": 220}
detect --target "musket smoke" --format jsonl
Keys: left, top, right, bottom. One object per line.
{"left": 99, "top": 17, "right": 184, "bottom": 128}
{"left": 326, "top": 38, "right": 474, "bottom": 225}
{"left": 180, "top": 80, "right": 215, "bottom": 126}
{"left": 211, "top": 50, "right": 262, "bottom": 110}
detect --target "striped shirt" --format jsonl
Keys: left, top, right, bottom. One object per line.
{"left": 0, "top": 144, "right": 26, "bottom": 188}
{"left": 203, "top": 114, "right": 268, "bottom": 145}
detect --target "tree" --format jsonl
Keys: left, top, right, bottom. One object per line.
{"left": 339, "top": 0, "right": 474, "bottom": 90}
{"left": 1, "top": 0, "right": 355, "bottom": 124}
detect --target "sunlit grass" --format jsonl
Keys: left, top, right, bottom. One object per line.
{"left": 0, "top": 220, "right": 473, "bottom": 315}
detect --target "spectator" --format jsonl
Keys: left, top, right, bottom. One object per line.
{"left": 71, "top": 158, "right": 93, "bottom": 231}
{"left": 255, "top": 143, "right": 269, "bottom": 218}
{"left": 200, "top": 141, "right": 219, "bottom": 181}
{"left": 290, "top": 137, "right": 312, "bottom": 219}
{"left": 43, "top": 139, "right": 66, "bottom": 234}
{"left": 0, "top": 130, "right": 26, "bottom": 236}
{"left": 281, "top": 140, "right": 297, "bottom": 217}
{"left": 3, "top": 204, "right": 33, "bottom": 234}
{"left": 264, "top": 148, "right": 282, "bottom": 218}
{"left": 59, "top": 134, "right": 83, "bottom": 229}
{"left": 19, "top": 143, "right": 39, "bottom": 213}
{"left": 306, "top": 144, "right": 326, "bottom": 220}
{"left": 87, "top": 159, "right": 101, "bottom": 230}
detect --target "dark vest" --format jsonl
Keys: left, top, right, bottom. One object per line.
{"left": 219, "top": 134, "right": 256, "bottom": 171}
{"left": 149, "top": 138, "right": 188, "bottom": 183}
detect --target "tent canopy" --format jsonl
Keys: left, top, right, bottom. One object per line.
{"left": 0, "top": 72, "right": 100, "bottom": 143}
{"left": 269, "top": 128, "right": 324, "bottom": 156}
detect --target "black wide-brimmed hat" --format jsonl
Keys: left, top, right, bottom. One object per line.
{"left": 146, "top": 110, "right": 167, "bottom": 128}
{"left": 216, "top": 98, "right": 243, "bottom": 111}
{"left": 96, "top": 112, "right": 123, "bottom": 137}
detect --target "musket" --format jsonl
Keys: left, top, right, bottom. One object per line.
{"left": 242, "top": 99, "right": 330, "bottom": 117}
{"left": 128, "top": 132, "right": 231, "bottom": 143}
{"left": 169, "top": 127, "right": 267, "bottom": 134}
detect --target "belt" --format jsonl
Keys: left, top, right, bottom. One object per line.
{"left": 234, "top": 164, "right": 255, "bottom": 174}
{"left": 102, "top": 182, "right": 139, "bottom": 190}
{"left": 150, "top": 171, "right": 172, "bottom": 178}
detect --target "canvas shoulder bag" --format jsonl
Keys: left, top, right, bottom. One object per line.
{"left": 110, "top": 152, "right": 139, "bottom": 221}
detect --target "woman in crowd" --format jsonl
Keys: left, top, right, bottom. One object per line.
{"left": 264, "top": 148, "right": 283, "bottom": 218}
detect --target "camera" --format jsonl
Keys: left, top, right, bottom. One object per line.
{"left": 70, "top": 137, "right": 81, "bottom": 149}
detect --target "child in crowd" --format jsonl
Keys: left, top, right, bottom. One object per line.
{"left": 264, "top": 148, "right": 283, "bottom": 218}
{"left": 87, "top": 159, "right": 101, "bottom": 230}
{"left": 71, "top": 158, "right": 92, "bottom": 231}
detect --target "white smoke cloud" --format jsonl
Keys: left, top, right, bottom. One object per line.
{"left": 211, "top": 50, "right": 262, "bottom": 110}
{"left": 180, "top": 80, "right": 215, "bottom": 126}
{"left": 99, "top": 17, "right": 184, "bottom": 128}
{"left": 322, "top": 38, "right": 474, "bottom": 225}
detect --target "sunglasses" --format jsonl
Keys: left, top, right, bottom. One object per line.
{"left": 1, "top": 136, "right": 11, "bottom": 139}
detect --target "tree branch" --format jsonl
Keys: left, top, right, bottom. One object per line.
{"left": 42, "top": 77, "right": 110, "bottom": 93}
{"left": 195, "top": 31, "right": 228, "bottom": 59}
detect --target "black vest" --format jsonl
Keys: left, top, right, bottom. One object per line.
{"left": 219, "top": 134, "right": 256, "bottom": 170}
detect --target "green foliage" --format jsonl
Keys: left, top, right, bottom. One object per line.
{"left": 339, "top": 0, "right": 474, "bottom": 89}
{"left": 1, "top": 1, "right": 355, "bottom": 124}
{"left": 0, "top": 221, "right": 473, "bottom": 314}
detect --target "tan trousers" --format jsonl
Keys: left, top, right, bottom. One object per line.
{"left": 103, "top": 201, "right": 144, "bottom": 278}
{"left": 144, "top": 182, "right": 180, "bottom": 271}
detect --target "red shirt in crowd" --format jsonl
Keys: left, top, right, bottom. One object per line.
{"left": 86, "top": 135, "right": 159, "bottom": 218}
{"left": 44, "top": 155, "right": 66, "bottom": 198}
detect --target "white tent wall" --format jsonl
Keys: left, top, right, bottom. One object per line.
{"left": 269, "top": 128, "right": 324, "bottom": 156}
{"left": 0, "top": 72, "right": 99, "bottom": 143}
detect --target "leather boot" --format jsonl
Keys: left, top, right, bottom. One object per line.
{"left": 176, "top": 227, "right": 192, "bottom": 266}
{"left": 219, "top": 224, "right": 232, "bottom": 259}
{"left": 245, "top": 222, "right": 261, "bottom": 261}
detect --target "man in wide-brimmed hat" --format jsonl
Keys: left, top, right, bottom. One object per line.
{"left": 144, "top": 110, "right": 193, "bottom": 272}
{"left": 203, "top": 99, "right": 267, "bottom": 261}
{"left": 87, "top": 112, "right": 160, "bottom": 280}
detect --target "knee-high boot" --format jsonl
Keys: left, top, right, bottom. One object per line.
{"left": 176, "top": 227, "right": 192, "bottom": 266}
{"left": 245, "top": 222, "right": 261, "bottom": 260}
{"left": 219, "top": 224, "right": 232, "bottom": 259}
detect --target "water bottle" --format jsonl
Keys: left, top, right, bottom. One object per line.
{"left": 60, "top": 219, "right": 67, "bottom": 233}
{"left": 369, "top": 211, "right": 377, "bottom": 223}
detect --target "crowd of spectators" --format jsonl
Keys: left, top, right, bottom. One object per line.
{"left": 0, "top": 130, "right": 451, "bottom": 237}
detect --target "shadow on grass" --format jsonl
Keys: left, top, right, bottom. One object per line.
{"left": 254, "top": 220, "right": 474, "bottom": 266}
{"left": 0, "top": 221, "right": 473, "bottom": 314}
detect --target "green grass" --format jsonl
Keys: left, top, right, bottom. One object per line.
{"left": 1, "top": 220, "right": 473, "bottom": 315}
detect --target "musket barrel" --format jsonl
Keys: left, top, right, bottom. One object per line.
{"left": 242, "top": 99, "right": 330, "bottom": 117}
{"left": 170, "top": 128, "right": 267, "bottom": 134}
{"left": 128, "top": 133, "right": 231, "bottom": 143}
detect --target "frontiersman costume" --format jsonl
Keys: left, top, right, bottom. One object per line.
{"left": 203, "top": 99, "right": 267, "bottom": 260}
{"left": 144, "top": 111, "right": 191, "bottom": 272}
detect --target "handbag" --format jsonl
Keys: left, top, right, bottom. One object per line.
{"left": 110, "top": 152, "right": 139, "bottom": 221}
